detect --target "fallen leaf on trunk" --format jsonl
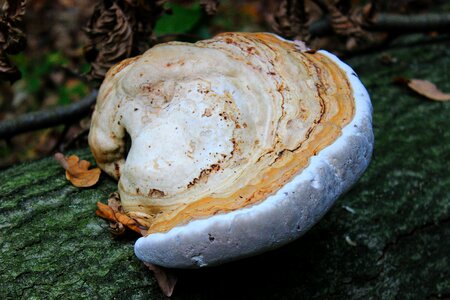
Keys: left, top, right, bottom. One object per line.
{"left": 144, "top": 262, "right": 178, "bottom": 297}
{"left": 395, "top": 78, "right": 450, "bottom": 101}
{"left": 96, "top": 202, "right": 144, "bottom": 235}
{"left": 408, "top": 79, "right": 450, "bottom": 101}
{"left": 54, "top": 153, "right": 101, "bottom": 187}
{"left": 107, "top": 192, "right": 124, "bottom": 213}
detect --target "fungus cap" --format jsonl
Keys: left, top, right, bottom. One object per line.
{"left": 88, "top": 32, "right": 373, "bottom": 268}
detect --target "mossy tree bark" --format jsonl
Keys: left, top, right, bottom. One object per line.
{"left": 1, "top": 35, "right": 449, "bottom": 299}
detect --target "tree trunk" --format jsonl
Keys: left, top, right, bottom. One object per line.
{"left": 1, "top": 35, "right": 449, "bottom": 299}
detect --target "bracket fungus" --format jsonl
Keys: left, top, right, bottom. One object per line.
{"left": 89, "top": 32, "right": 373, "bottom": 268}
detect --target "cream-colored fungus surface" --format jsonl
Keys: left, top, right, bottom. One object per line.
{"left": 89, "top": 32, "right": 354, "bottom": 234}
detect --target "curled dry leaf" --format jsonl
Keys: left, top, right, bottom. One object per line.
{"left": 96, "top": 202, "right": 143, "bottom": 234}
{"left": 144, "top": 262, "right": 178, "bottom": 297}
{"left": 200, "top": 0, "right": 220, "bottom": 15}
{"left": 265, "top": 0, "right": 307, "bottom": 39}
{"left": 95, "top": 193, "right": 148, "bottom": 236}
{"left": 54, "top": 153, "right": 101, "bottom": 187}
{"left": 107, "top": 192, "right": 123, "bottom": 213}
{"left": 0, "top": 0, "right": 27, "bottom": 82}
{"left": 96, "top": 194, "right": 175, "bottom": 296}
{"left": 407, "top": 79, "right": 450, "bottom": 102}
{"left": 84, "top": 0, "right": 167, "bottom": 81}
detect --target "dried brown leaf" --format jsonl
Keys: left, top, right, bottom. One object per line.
{"left": 0, "top": 54, "right": 20, "bottom": 82}
{"left": 0, "top": 0, "right": 27, "bottom": 82}
{"left": 84, "top": 1, "right": 133, "bottom": 81}
{"left": 407, "top": 79, "right": 450, "bottom": 102}
{"left": 96, "top": 202, "right": 142, "bottom": 233}
{"left": 144, "top": 262, "right": 178, "bottom": 297}
{"left": 54, "top": 153, "right": 101, "bottom": 187}
{"left": 200, "top": 0, "right": 220, "bottom": 15}
{"left": 95, "top": 202, "right": 117, "bottom": 220}
{"left": 95, "top": 195, "right": 147, "bottom": 235}
{"left": 265, "top": 0, "right": 308, "bottom": 39}
{"left": 107, "top": 192, "right": 123, "bottom": 213}
{"left": 84, "top": 0, "right": 166, "bottom": 81}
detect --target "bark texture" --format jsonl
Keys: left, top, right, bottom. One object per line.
{"left": 1, "top": 34, "right": 449, "bottom": 299}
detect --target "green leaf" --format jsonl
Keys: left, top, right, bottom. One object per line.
{"left": 155, "top": 3, "right": 202, "bottom": 35}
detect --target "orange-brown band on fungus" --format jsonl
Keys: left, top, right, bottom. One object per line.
{"left": 124, "top": 35, "right": 355, "bottom": 234}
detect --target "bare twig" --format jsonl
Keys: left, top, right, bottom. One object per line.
{"left": 268, "top": 0, "right": 450, "bottom": 54}
{"left": 368, "top": 13, "right": 450, "bottom": 32}
{"left": 0, "top": 90, "right": 98, "bottom": 139}
{"left": 53, "top": 152, "right": 69, "bottom": 170}
{"left": 308, "top": 12, "right": 450, "bottom": 37}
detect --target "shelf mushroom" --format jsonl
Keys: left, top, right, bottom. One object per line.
{"left": 89, "top": 32, "right": 373, "bottom": 268}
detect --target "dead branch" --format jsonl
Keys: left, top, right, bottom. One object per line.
{"left": 0, "top": 90, "right": 97, "bottom": 139}
{"left": 309, "top": 12, "right": 450, "bottom": 37}
{"left": 367, "top": 13, "right": 450, "bottom": 32}
{"left": 268, "top": 0, "right": 450, "bottom": 54}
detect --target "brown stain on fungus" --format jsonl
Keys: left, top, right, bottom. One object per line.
{"left": 202, "top": 108, "right": 212, "bottom": 117}
{"left": 114, "top": 162, "right": 120, "bottom": 178}
{"left": 148, "top": 189, "right": 165, "bottom": 198}
{"left": 187, "top": 164, "right": 221, "bottom": 188}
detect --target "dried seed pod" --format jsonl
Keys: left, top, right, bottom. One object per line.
{"left": 89, "top": 32, "right": 373, "bottom": 268}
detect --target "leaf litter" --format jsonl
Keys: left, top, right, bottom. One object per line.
{"left": 54, "top": 152, "right": 101, "bottom": 187}
{"left": 395, "top": 77, "right": 450, "bottom": 102}
{"left": 94, "top": 193, "right": 177, "bottom": 296}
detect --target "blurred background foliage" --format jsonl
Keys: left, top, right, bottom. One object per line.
{"left": 155, "top": 2, "right": 203, "bottom": 35}
{"left": 0, "top": 0, "right": 270, "bottom": 168}
{"left": 0, "top": 0, "right": 448, "bottom": 168}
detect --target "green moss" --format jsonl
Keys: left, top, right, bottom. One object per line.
{"left": 1, "top": 35, "right": 449, "bottom": 299}
{"left": 0, "top": 150, "right": 163, "bottom": 299}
